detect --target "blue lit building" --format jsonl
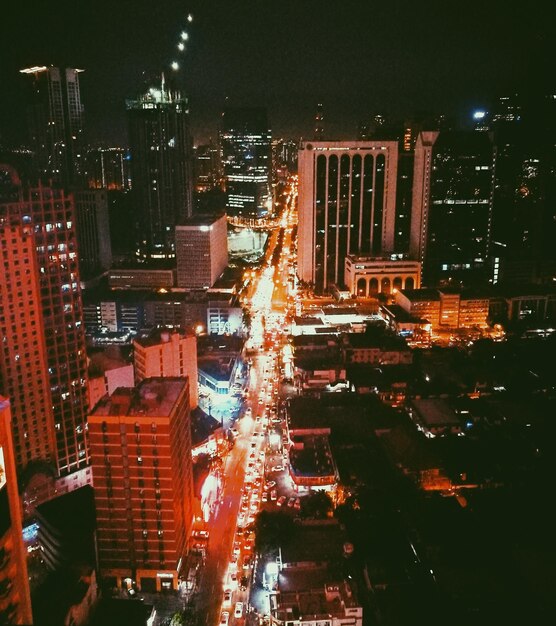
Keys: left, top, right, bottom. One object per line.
{"left": 220, "top": 107, "right": 272, "bottom": 219}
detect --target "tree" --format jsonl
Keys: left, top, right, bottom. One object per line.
{"left": 252, "top": 510, "right": 295, "bottom": 553}
{"left": 300, "top": 491, "right": 333, "bottom": 519}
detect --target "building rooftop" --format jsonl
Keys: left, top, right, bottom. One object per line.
{"left": 293, "top": 316, "right": 325, "bottom": 326}
{"left": 380, "top": 304, "right": 429, "bottom": 324}
{"left": 133, "top": 327, "right": 194, "bottom": 349}
{"left": 178, "top": 213, "right": 226, "bottom": 227}
{"left": 410, "top": 398, "right": 461, "bottom": 427}
{"left": 90, "top": 377, "right": 186, "bottom": 418}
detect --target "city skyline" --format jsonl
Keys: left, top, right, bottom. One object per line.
{"left": 0, "top": 1, "right": 552, "bottom": 146}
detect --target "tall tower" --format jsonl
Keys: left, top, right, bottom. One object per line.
{"left": 20, "top": 65, "right": 85, "bottom": 188}
{"left": 314, "top": 103, "right": 324, "bottom": 140}
{"left": 0, "top": 397, "right": 33, "bottom": 626}
{"left": 89, "top": 378, "right": 194, "bottom": 591}
{"left": 220, "top": 107, "right": 272, "bottom": 219}
{"left": 0, "top": 164, "right": 89, "bottom": 485}
{"left": 410, "top": 131, "right": 495, "bottom": 287}
{"left": 297, "top": 140, "right": 399, "bottom": 293}
{"left": 127, "top": 77, "right": 194, "bottom": 261}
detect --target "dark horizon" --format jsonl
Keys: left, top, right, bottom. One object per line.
{"left": 0, "top": 0, "right": 552, "bottom": 147}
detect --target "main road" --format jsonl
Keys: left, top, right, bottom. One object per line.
{"left": 194, "top": 185, "right": 298, "bottom": 625}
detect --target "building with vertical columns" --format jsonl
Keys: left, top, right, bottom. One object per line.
{"left": 0, "top": 164, "right": 89, "bottom": 486}
{"left": 89, "top": 378, "right": 194, "bottom": 592}
{"left": 410, "top": 131, "right": 495, "bottom": 288}
{"left": 297, "top": 141, "right": 398, "bottom": 293}
{"left": 344, "top": 255, "right": 420, "bottom": 297}
{"left": 0, "top": 397, "right": 33, "bottom": 626}
{"left": 133, "top": 328, "right": 198, "bottom": 409}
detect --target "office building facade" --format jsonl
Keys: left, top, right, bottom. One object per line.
{"left": 175, "top": 214, "right": 228, "bottom": 289}
{"left": 0, "top": 397, "right": 33, "bottom": 626}
{"left": 84, "top": 147, "right": 131, "bottom": 191}
{"left": 220, "top": 107, "right": 272, "bottom": 219}
{"left": 89, "top": 378, "right": 194, "bottom": 591}
{"left": 297, "top": 140, "right": 399, "bottom": 293}
{"left": 410, "top": 131, "right": 495, "bottom": 287}
{"left": 74, "top": 188, "right": 113, "bottom": 279}
{"left": 134, "top": 329, "right": 198, "bottom": 409}
{"left": 0, "top": 164, "right": 89, "bottom": 480}
{"left": 127, "top": 78, "right": 194, "bottom": 261}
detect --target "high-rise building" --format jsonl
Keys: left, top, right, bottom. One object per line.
{"left": 175, "top": 214, "right": 228, "bottom": 289}
{"left": 220, "top": 107, "right": 272, "bottom": 219}
{"left": 0, "top": 164, "right": 89, "bottom": 482}
{"left": 490, "top": 93, "right": 556, "bottom": 284}
{"left": 20, "top": 65, "right": 85, "bottom": 188}
{"left": 74, "top": 188, "right": 113, "bottom": 279}
{"left": 134, "top": 328, "right": 198, "bottom": 409}
{"left": 410, "top": 131, "right": 495, "bottom": 287}
{"left": 0, "top": 397, "right": 33, "bottom": 626}
{"left": 127, "top": 77, "right": 194, "bottom": 261}
{"left": 84, "top": 147, "right": 131, "bottom": 191}
{"left": 89, "top": 378, "right": 194, "bottom": 591}
{"left": 314, "top": 103, "right": 324, "bottom": 140}
{"left": 193, "top": 142, "right": 219, "bottom": 192}
{"left": 297, "top": 140, "right": 399, "bottom": 293}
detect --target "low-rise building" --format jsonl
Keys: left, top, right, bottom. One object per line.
{"left": 344, "top": 254, "right": 420, "bottom": 297}
{"left": 395, "top": 288, "right": 489, "bottom": 330}
{"left": 271, "top": 520, "right": 363, "bottom": 626}
{"left": 134, "top": 328, "right": 198, "bottom": 409}
{"left": 344, "top": 330, "right": 413, "bottom": 365}
{"left": 408, "top": 398, "right": 463, "bottom": 438}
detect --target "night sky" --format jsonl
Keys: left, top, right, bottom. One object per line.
{"left": 0, "top": 0, "right": 551, "bottom": 146}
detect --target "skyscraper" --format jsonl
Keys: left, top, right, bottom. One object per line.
{"left": 74, "top": 188, "right": 113, "bottom": 279}
{"left": 127, "top": 77, "right": 194, "bottom": 261}
{"left": 0, "top": 164, "right": 89, "bottom": 484}
{"left": 0, "top": 397, "right": 33, "bottom": 626}
{"left": 297, "top": 140, "right": 399, "bottom": 293}
{"left": 410, "top": 131, "right": 495, "bottom": 287}
{"left": 89, "top": 378, "right": 194, "bottom": 591}
{"left": 220, "top": 107, "right": 272, "bottom": 219}
{"left": 490, "top": 93, "right": 556, "bottom": 284}
{"left": 20, "top": 65, "right": 85, "bottom": 188}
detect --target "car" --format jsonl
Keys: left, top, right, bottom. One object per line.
{"left": 222, "top": 590, "right": 232, "bottom": 608}
{"left": 262, "top": 492, "right": 268, "bottom": 502}
{"left": 266, "top": 480, "right": 276, "bottom": 488}
{"left": 234, "top": 602, "right": 244, "bottom": 618}
{"left": 228, "top": 572, "right": 238, "bottom": 590}
{"left": 231, "top": 428, "right": 239, "bottom": 436}
{"left": 272, "top": 465, "right": 284, "bottom": 472}
{"left": 277, "top": 495, "right": 287, "bottom": 506}
{"left": 243, "top": 556, "right": 252, "bottom": 569}
{"left": 233, "top": 541, "right": 241, "bottom": 556}
{"left": 287, "top": 497, "right": 296, "bottom": 507}
{"left": 270, "top": 489, "right": 277, "bottom": 501}
{"left": 193, "top": 530, "right": 209, "bottom": 539}
{"left": 250, "top": 441, "right": 257, "bottom": 448}
{"left": 229, "top": 556, "right": 238, "bottom": 573}
{"left": 220, "top": 611, "right": 230, "bottom": 626}
{"left": 293, "top": 497, "right": 301, "bottom": 510}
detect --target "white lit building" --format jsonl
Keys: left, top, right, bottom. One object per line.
{"left": 175, "top": 214, "right": 228, "bottom": 289}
